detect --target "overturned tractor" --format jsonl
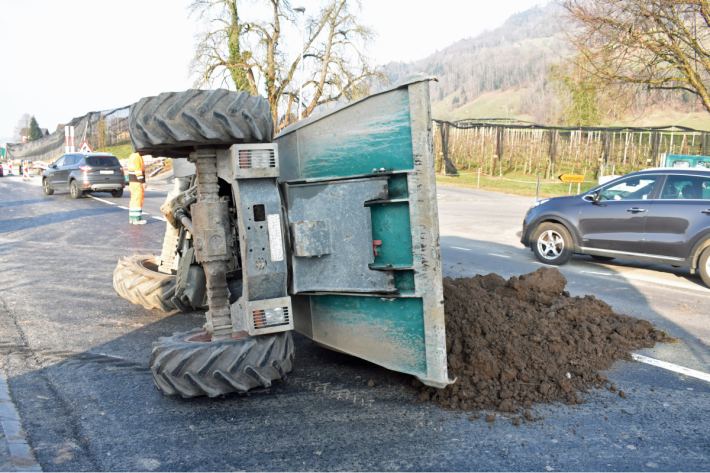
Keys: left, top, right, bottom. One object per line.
{"left": 113, "top": 78, "right": 452, "bottom": 398}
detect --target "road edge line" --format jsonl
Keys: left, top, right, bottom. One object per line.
{"left": 632, "top": 354, "right": 710, "bottom": 383}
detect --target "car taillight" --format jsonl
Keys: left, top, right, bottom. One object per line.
{"left": 79, "top": 166, "right": 92, "bottom": 173}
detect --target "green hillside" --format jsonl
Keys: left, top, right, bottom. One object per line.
{"left": 434, "top": 87, "right": 710, "bottom": 130}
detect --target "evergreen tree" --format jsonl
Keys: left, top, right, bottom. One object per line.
{"left": 28, "top": 116, "right": 43, "bottom": 141}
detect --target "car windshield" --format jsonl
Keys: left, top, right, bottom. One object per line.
{"left": 85, "top": 156, "right": 120, "bottom": 166}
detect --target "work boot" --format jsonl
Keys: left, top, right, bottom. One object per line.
{"left": 129, "top": 207, "right": 146, "bottom": 225}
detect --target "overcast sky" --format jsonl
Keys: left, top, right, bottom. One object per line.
{"left": 0, "top": 0, "right": 544, "bottom": 142}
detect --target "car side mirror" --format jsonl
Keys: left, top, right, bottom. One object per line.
{"left": 49, "top": 164, "right": 56, "bottom": 169}
{"left": 583, "top": 191, "right": 600, "bottom": 203}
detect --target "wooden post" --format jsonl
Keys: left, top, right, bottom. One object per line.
{"left": 548, "top": 130, "right": 557, "bottom": 179}
{"left": 496, "top": 126, "right": 504, "bottom": 176}
{"left": 650, "top": 131, "right": 660, "bottom": 167}
{"left": 536, "top": 173, "right": 541, "bottom": 200}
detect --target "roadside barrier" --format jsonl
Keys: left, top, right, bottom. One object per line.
{"left": 22, "top": 162, "right": 30, "bottom": 180}
{"left": 7, "top": 160, "right": 13, "bottom": 175}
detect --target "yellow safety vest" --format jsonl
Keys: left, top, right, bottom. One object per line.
{"left": 127, "top": 152, "right": 145, "bottom": 183}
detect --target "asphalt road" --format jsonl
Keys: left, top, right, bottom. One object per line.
{"left": 0, "top": 174, "right": 709, "bottom": 471}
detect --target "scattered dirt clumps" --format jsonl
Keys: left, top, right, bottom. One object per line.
{"left": 419, "top": 268, "right": 668, "bottom": 412}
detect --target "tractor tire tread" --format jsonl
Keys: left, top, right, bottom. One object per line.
{"left": 113, "top": 254, "right": 185, "bottom": 313}
{"left": 150, "top": 329, "right": 293, "bottom": 398}
{"left": 129, "top": 89, "right": 273, "bottom": 157}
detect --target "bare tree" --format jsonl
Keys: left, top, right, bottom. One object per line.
{"left": 189, "top": 0, "right": 385, "bottom": 132}
{"left": 13, "top": 113, "right": 31, "bottom": 142}
{"left": 559, "top": 0, "right": 710, "bottom": 113}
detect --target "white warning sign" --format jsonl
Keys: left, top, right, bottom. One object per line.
{"left": 78, "top": 140, "right": 93, "bottom": 154}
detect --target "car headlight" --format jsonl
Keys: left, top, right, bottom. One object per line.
{"left": 530, "top": 198, "right": 549, "bottom": 210}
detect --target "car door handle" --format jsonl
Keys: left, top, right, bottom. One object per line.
{"left": 702, "top": 209, "right": 710, "bottom": 214}
{"left": 627, "top": 208, "right": 646, "bottom": 213}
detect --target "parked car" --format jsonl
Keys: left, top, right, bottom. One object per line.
{"left": 521, "top": 168, "right": 710, "bottom": 287}
{"left": 42, "top": 153, "right": 125, "bottom": 199}
{"left": 663, "top": 153, "right": 710, "bottom": 169}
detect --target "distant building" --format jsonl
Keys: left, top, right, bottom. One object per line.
{"left": 18, "top": 127, "right": 50, "bottom": 139}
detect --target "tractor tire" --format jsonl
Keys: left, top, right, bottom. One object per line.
{"left": 113, "top": 254, "right": 181, "bottom": 312}
{"left": 129, "top": 89, "right": 273, "bottom": 157}
{"left": 150, "top": 329, "right": 294, "bottom": 398}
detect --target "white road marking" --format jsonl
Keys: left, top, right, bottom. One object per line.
{"left": 490, "top": 253, "right": 511, "bottom": 258}
{"left": 117, "top": 206, "right": 129, "bottom": 210}
{"left": 450, "top": 246, "right": 471, "bottom": 251}
{"left": 153, "top": 216, "right": 167, "bottom": 221}
{"left": 632, "top": 354, "right": 710, "bottom": 383}
{"left": 619, "top": 272, "right": 710, "bottom": 294}
{"left": 579, "top": 268, "right": 710, "bottom": 294}
{"left": 87, "top": 195, "right": 116, "bottom": 205}
{"left": 532, "top": 262, "right": 556, "bottom": 267}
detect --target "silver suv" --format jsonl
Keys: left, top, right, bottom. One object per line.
{"left": 42, "top": 153, "right": 125, "bottom": 199}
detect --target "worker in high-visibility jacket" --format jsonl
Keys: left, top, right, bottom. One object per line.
{"left": 127, "top": 152, "right": 147, "bottom": 225}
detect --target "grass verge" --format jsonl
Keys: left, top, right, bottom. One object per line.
{"left": 436, "top": 170, "right": 599, "bottom": 198}
{"left": 98, "top": 143, "right": 133, "bottom": 160}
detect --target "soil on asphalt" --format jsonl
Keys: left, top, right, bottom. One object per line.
{"left": 416, "top": 268, "right": 670, "bottom": 413}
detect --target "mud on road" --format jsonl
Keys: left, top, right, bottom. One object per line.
{"left": 418, "top": 268, "right": 670, "bottom": 413}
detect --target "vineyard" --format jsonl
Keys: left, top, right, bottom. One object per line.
{"left": 433, "top": 119, "right": 710, "bottom": 179}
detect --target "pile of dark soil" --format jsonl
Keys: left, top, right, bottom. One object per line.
{"left": 417, "top": 268, "right": 668, "bottom": 412}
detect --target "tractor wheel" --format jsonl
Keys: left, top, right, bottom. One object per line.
{"left": 129, "top": 89, "right": 273, "bottom": 157}
{"left": 150, "top": 329, "right": 294, "bottom": 398}
{"left": 113, "top": 254, "right": 181, "bottom": 312}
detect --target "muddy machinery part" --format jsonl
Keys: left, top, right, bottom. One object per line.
{"left": 118, "top": 78, "right": 451, "bottom": 396}
{"left": 271, "top": 77, "right": 451, "bottom": 388}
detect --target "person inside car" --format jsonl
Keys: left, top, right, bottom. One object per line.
{"left": 681, "top": 183, "right": 701, "bottom": 199}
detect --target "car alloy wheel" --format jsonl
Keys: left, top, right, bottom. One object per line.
{"left": 537, "top": 230, "right": 564, "bottom": 260}
{"left": 43, "top": 179, "right": 53, "bottom": 195}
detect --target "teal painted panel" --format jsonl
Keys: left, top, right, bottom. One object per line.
{"left": 387, "top": 174, "right": 409, "bottom": 199}
{"left": 394, "top": 270, "right": 416, "bottom": 294}
{"left": 310, "top": 295, "right": 426, "bottom": 375}
{"left": 369, "top": 202, "right": 413, "bottom": 267}
{"left": 296, "top": 90, "right": 414, "bottom": 179}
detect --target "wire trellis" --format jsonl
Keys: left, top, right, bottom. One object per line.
{"left": 433, "top": 119, "right": 710, "bottom": 179}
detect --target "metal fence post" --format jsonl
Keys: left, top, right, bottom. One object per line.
{"left": 477, "top": 167, "right": 481, "bottom": 189}
{"left": 536, "top": 173, "right": 541, "bottom": 200}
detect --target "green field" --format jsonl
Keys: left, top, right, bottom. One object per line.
{"left": 98, "top": 143, "right": 133, "bottom": 160}
{"left": 433, "top": 88, "right": 535, "bottom": 123}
